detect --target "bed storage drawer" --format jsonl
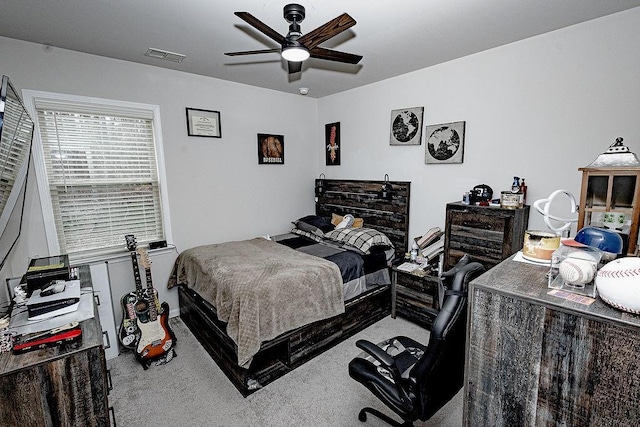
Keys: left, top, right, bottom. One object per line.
{"left": 178, "top": 286, "right": 291, "bottom": 394}
{"left": 178, "top": 284, "right": 391, "bottom": 396}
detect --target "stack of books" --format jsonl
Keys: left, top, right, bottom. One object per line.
{"left": 415, "top": 227, "right": 445, "bottom": 263}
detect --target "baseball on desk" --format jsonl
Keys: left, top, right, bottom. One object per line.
{"left": 595, "top": 257, "right": 640, "bottom": 314}
{"left": 558, "top": 250, "right": 598, "bottom": 286}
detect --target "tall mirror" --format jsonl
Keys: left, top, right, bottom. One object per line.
{"left": 0, "top": 75, "right": 34, "bottom": 271}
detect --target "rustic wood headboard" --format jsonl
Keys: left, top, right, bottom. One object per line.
{"left": 315, "top": 179, "right": 411, "bottom": 261}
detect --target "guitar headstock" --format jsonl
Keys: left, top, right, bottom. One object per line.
{"left": 125, "top": 234, "right": 137, "bottom": 252}
{"left": 137, "top": 247, "right": 151, "bottom": 270}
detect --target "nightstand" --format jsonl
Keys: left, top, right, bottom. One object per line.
{"left": 391, "top": 264, "right": 439, "bottom": 328}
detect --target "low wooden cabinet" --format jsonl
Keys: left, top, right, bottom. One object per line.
{"left": 0, "top": 269, "right": 113, "bottom": 426}
{"left": 444, "top": 202, "right": 529, "bottom": 270}
{"left": 464, "top": 257, "right": 640, "bottom": 426}
{"left": 391, "top": 266, "right": 439, "bottom": 328}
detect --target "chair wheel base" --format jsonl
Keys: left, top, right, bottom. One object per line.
{"left": 357, "top": 407, "right": 413, "bottom": 427}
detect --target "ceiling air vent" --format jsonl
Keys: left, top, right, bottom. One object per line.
{"left": 145, "top": 48, "right": 186, "bottom": 63}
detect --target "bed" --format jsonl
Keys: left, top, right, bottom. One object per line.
{"left": 169, "top": 179, "right": 411, "bottom": 396}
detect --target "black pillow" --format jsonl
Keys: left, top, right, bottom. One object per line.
{"left": 293, "top": 215, "right": 334, "bottom": 233}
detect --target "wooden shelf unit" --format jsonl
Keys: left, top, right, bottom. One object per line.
{"left": 577, "top": 166, "right": 640, "bottom": 255}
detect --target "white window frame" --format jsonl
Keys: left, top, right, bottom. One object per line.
{"left": 22, "top": 90, "right": 172, "bottom": 262}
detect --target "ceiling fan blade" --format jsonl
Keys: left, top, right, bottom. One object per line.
{"left": 225, "top": 48, "right": 281, "bottom": 56}
{"left": 298, "top": 13, "right": 356, "bottom": 50}
{"left": 234, "top": 12, "right": 286, "bottom": 45}
{"left": 309, "top": 47, "right": 362, "bottom": 64}
{"left": 288, "top": 61, "right": 303, "bottom": 74}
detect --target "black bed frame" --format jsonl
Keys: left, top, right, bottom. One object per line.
{"left": 178, "top": 179, "right": 411, "bottom": 396}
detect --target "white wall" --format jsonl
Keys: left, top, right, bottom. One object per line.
{"left": 0, "top": 36, "right": 318, "bottom": 310}
{"left": 1, "top": 8, "right": 639, "bottom": 312}
{"left": 317, "top": 8, "right": 640, "bottom": 246}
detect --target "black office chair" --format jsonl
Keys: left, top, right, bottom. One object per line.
{"left": 348, "top": 254, "right": 484, "bottom": 426}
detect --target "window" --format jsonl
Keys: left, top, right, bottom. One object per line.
{"left": 24, "top": 91, "right": 171, "bottom": 259}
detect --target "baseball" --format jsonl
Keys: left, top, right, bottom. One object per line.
{"left": 559, "top": 257, "right": 596, "bottom": 285}
{"left": 595, "top": 257, "right": 640, "bottom": 314}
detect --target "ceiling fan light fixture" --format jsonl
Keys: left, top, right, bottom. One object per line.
{"left": 281, "top": 43, "right": 310, "bottom": 62}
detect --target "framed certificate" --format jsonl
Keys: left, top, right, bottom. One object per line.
{"left": 186, "top": 108, "right": 221, "bottom": 138}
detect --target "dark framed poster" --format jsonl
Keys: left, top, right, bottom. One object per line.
{"left": 325, "top": 122, "right": 340, "bottom": 166}
{"left": 257, "top": 133, "right": 284, "bottom": 164}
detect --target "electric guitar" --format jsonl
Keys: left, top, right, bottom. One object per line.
{"left": 117, "top": 234, "right": 146, "bottom": 349}
{"left": 135, "top": 247, "right": 176, "bottom": 367}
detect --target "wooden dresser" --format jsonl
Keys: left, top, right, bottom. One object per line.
{"left": 464, "top": 256, "right": 640, "bottom": 426}
{"left": 0, "top": 267, "right": 113, "bottom": 426}
{"left": 444, "top": 202, "right": 529, "bottom": 270}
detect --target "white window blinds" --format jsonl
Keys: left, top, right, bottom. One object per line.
{"left": 35, "top": 99, "right": 164, "bottom": 256}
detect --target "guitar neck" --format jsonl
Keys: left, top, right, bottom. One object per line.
{"left": 130, "top": 251, "right": 145, "bottom": 297}
{"left": 143, "top": 266, "right": 158, "bottom": 321}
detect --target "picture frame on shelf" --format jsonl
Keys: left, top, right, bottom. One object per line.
{"left": 425, "top": 121, "right": 465, "bottom": 164}
{"left": 390, "top": 106, "right": 424, "bottom": 145}
{"left": 186, "top": 108, "right": 221, "bottom": 138}
{"left": 325, "top": 122, "right": 341, "bottom": 166}
{"left": 258, "top": 133, "right": 284, "bottom": 165}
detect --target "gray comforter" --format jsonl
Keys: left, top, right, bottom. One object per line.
{"left": 168, "top": 237, "right": 345, "bottom": 367}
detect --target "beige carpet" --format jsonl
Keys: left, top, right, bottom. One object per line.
{"left": 107, "top": 315, "right": 463, "bottom": 427}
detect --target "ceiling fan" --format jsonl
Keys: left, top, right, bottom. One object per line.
{"left": 225, "top": 3, "right": 363, "bottom": 74}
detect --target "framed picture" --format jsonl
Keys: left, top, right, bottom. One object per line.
{"left": 258, "top": 133, "right": 284, "bottom": 164}
{"left": 390, "top": 106, "right": 424, "bottom": 145}
{"left": 425, "top": 121, "right": 465, "bottom": 164}
{"left": 186, "top": 108, "right": 221, "bottom": 138}
{"left": 325, "top": 122, "right": 341, "bottom": 166}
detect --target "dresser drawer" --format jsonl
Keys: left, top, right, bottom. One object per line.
{"left": 444, "top": 202, "right": 530, "bottom": 270}
{"left": 449, "top": 210, "right": 508, "bottom": 231}
{"left": 393, "top": 271, "right": 438, "bottom": 328}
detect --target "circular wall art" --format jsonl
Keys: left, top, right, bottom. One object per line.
{"left": 425, "top": 121, "right": 465, "bottom": 164}
{"left": 389, "top": 106, "right": 424, "bottom": 145}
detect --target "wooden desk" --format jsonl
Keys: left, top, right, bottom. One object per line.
{"left": 464, "top": 256, "right": 640, "bottom": 426}
{"left": 0, "top": 267, "right": 112, "bottom": 426}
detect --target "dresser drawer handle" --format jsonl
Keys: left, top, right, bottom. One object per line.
{"left": 461, "top": 221, "right": 493, "bottom": 230}
{"left": 106, "top": 369, "right": 113, "bottom": 392}
{"left": 102, "top": 330, "right": 111, "bottom": 349}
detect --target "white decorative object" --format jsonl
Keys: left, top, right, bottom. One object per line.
{"left": 595, "top": 257, "right": 640, "bottom": 314}
{"left": 532, "top": 189, "right": 578, "bottom": 234}
{"left": 559, "top": 257, "right": 596, "bottom": 285}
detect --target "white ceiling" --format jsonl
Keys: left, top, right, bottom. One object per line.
{"left": 1, "top": 1, "right": 639, "bottom": 98}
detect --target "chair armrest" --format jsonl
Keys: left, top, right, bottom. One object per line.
{"left": 356, "top": 340, "right": 394, "bottom": 366}
{"left": 355, "top": 339, "right": 402, "bottom": 381}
